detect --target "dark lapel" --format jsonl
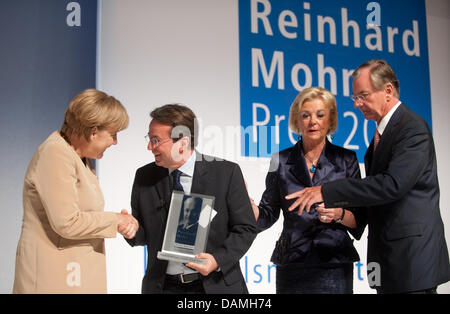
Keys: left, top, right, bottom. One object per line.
{"left": 366, "top": 103, "right": 406, "bottom": 175}
{"left": 286, "top": 139, "right": 339, "bottom": 187}
{"left": 155, "top": 168, "right": 171, "bottom": 224}
{"left": 312, "top": 139, "right": 339, "bottom": 185}
{"left": 364, "top": 140, "right": 374, "bottom": 174}
{"left": 191, "top": 153, "right": 210, "bottom": 195}
{"left": 287, "top": 141, "right": 312, "bottom": 187}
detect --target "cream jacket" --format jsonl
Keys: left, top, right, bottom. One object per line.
{"left": 13, "top": 131, "right": 118, "bottom": 293}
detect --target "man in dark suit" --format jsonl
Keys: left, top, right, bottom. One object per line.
{"left": 124, "top": 104, "right": 257, "bottom": 294}
{"left": 286, "top": 59, "right": 450, "bottom": 293}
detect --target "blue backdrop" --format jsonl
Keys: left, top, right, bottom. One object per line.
{"left": 239, "top": 0, "right": 431, "bottom": 161}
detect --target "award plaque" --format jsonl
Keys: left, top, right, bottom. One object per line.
{"left": 157, "top": 191, "right": 215, "bottom": 264}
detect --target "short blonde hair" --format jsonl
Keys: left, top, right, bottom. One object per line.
{"left": 288, "top": 87, "right": 337, "bottom": 135}
{"left": 61, "top": 89, "right": 129, "bottom": 140}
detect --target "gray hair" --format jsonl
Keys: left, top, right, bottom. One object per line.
{"left": 352, "top": 59, "right": 400, "bottom": 98}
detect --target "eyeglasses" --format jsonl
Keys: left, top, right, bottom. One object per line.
{"left": 144, "top": 134, "right": 172, "bottom": 148}
{"left": 350, "top": 91, "right": 376, "bottom": 103}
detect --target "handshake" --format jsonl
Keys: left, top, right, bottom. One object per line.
{"left": 116, "top": 209, "right": 139, "bottom": 239}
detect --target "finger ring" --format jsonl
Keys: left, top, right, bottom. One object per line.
{"left": 321, "top": 215, "right": 327, "bottom": 221}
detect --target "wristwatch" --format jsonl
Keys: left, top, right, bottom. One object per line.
{"left": 335, "top": 209, "right": 345, "bottom": 224}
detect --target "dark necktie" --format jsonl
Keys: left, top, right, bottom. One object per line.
{"left": 171, "top": 169, "right": 184, "bottom": 192}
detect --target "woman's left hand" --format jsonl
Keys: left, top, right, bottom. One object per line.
{"left": 316, "top": 204, "right": 343, "bottom": 224}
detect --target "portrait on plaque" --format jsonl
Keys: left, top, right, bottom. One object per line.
{"left": 175, "top": 195, "right": 202, "bottom": 248}
{"left": 157, "top": 191, "right": 215, "bottom": 264}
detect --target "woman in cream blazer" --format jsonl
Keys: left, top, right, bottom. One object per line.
{"left": 13, "top": 89, "right": 137, "bottom": 293}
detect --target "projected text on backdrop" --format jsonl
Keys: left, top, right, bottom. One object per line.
{"left": 239, "top": 0, "right": 431, "bottom": 161}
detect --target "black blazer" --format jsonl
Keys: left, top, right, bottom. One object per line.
{"left": 323, "top": 104, "right": 450, "bottom": 293}
{"left": 126, "top": 153, "right": 257, "bottom": 294}
{"left": 258, "top": 139, "right": 364, "bottom": 266}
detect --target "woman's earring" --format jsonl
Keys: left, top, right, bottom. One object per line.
{"left": 327, "top": 133, "right": 334, "bottom": 141}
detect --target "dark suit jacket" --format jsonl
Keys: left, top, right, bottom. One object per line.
{"left": 323, "top": 103, "right": 450, "bottom": 293}
{"left": 126, "top": 153, "right": 257, "bottom": 294}
{"left": 258, "top": 139, "right": 364, "bottom": 266}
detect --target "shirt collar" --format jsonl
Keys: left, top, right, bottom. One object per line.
{"left": 377, "top": 101, "right": 401, "bottom": 135}
{"left": 169, "top": 150, "right": 196, "bottom": 177}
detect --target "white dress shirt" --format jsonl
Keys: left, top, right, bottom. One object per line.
{"left": 166, "top": 150, "right": 198, "bottom": 275}
{"left": 376, "top": 101, "right": 402, "bottom": 135}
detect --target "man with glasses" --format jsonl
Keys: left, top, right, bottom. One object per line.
{"left": 124, "top": 104, "right": 257, "bottom": 294}
{"left": 285, "top": 59, "right": 450, "bottom": 294}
